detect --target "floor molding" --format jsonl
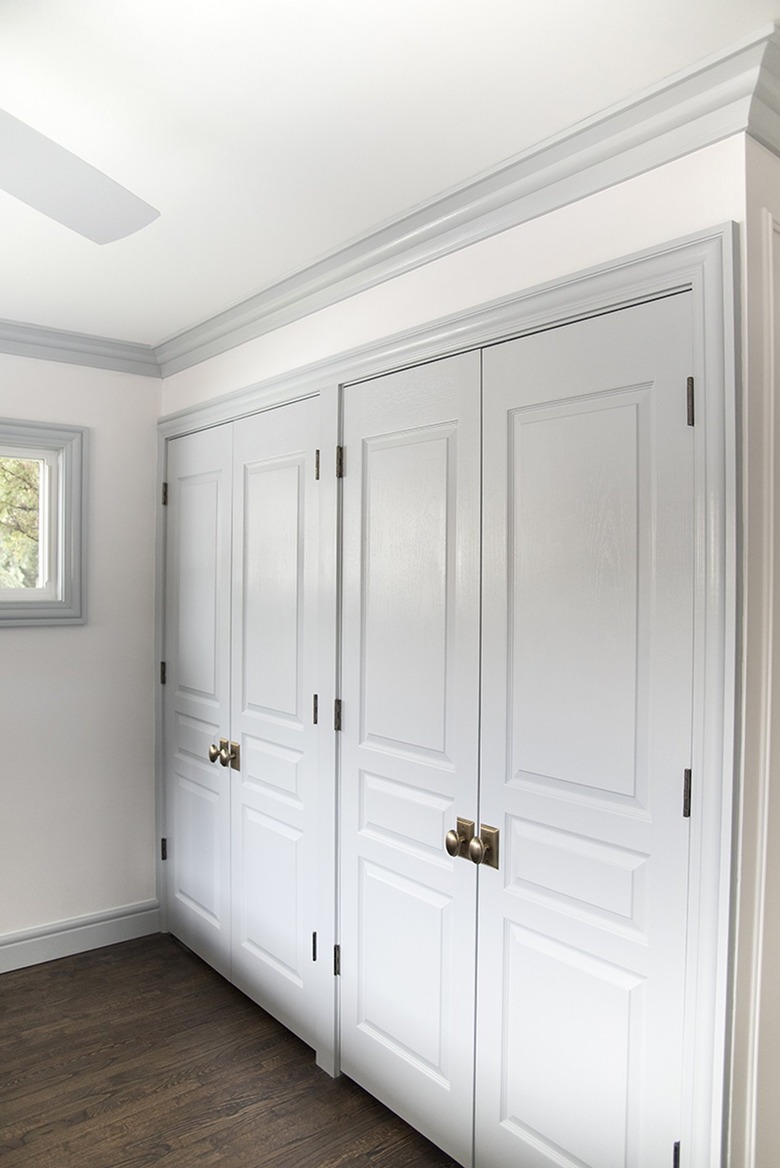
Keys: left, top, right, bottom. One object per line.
{"left": 0, "top": 901, "right": 161, "bottom": 974}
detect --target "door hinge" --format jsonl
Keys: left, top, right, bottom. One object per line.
{"left": 160, "top": 661, "right": 167, "bottom": 685}
{"left": 673, "top": 1140, "right": 681, "bottom": 1168}
{"left": 683, "top": 769, "right": 692, "bottom": 818}
{"left": 336, "top": 445, "right": 345, "bottom": 478}
{"left": 161, "top": 838, "right": 168, "bottom": 861}
{"left": 315, "top": 449, "right": 320, "bottom": 480}
{"left": 334, "top": 698, "right": 342, "bottom": 731}
{"left": 686, "top": 376, "right": 695, "bottom": 427}
{"left": 313, "top": 694, "right": 319, "bottom": 725}
{"left": 312, "top": 931, "right": 318, "bottom": 962}
{"left": 334, "top": 943, "right": 341, "bottom": 976}
{"left": 162, "top": 481, "right": 169, "bottom": 505}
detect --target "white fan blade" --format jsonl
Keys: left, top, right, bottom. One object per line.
{"left": 0, "top": 109, "right": 160, "bottom": 244}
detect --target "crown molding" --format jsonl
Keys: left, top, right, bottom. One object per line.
{"left": 2, "top": 23, "right": 778, "bottom": 380}
{"left": 154, "top": 23, "right": 780, "bottom": 377}
{"left": 0, "top": 318, "right": 161, "bottom": 378}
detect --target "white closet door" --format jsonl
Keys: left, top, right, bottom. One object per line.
{"left": 477, "top": 295, "right": 695, "bottom": 1167}
{"left": 164, "top": 424, "right": 233, "bottom": 977}
{"left": 229, "top": 399, "right": 321, "bottom": 1047}
{"left": 339, "top": 354, "right": 481, "bottom": 1165}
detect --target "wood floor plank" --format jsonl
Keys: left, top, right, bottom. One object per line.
{"left": 0, "top": 935, "right": 458, "bottom": 1168}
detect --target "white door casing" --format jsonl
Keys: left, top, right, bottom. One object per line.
{"left": 159, "top": 230, "right": 735, "bottom": 1168}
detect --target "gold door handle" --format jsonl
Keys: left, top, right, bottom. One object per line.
{"left": 468, "top": 825, "right": 499, "bottom": 870}
{"left": 207, "top": 742, "right": 222, "bottom": 763}
{"left": 218, "top": 741, "right": 240, "bottom": 771}
{"left": 445, "top": 817, "right": 475, "bottom": 859}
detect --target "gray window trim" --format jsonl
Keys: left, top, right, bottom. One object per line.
{"left": 0, "top": 419, "right": 86, "bottom": 625}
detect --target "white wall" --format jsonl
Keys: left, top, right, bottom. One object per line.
{"left": 162, "top": 135, "right": 746, "bottom": 416}
{"left": 0, "top": 356, "right": 160, "bottom": 938}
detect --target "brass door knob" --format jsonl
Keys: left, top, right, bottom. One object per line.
{"left": 207, "top": 743, "right": 221, "bottom": 763}
{"left": 218, "top": 740, "right": 240, "bottom": 771}
{"left": 468, "top": 825, "right": 500, "bottom": 870}
{"left": 468, "top": 836, "right": 487, "bottom": 864}
{"left": 444, "top": 817, "right": 475, "bottom": 859}
{"left": 445, "top": 829, "right": 462, "bottom": 857}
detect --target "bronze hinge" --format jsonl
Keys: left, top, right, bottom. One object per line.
{"left": 312, "top": 932, "right": 318, "bottom": 962}
{"left": 315, "top": 449, "right": 320, "bottom": 480}
{"left": 336, "top": 445, "right": 345, "bottom": 478}
{"left": 160, "top": 661, "right": 167, "bottom": 685}
{"left": 162, "top": 481, "right": 169, "bottom": 505}
{"left": 334, "top": 944, "right": 341, "bottom": 976}
{"left": 334, "top": 698, "right": 342, "bottom": 731}
{"left": 683, "top": 769, "right": 692, "bottom": 818}
{"left": 673, "top": 1140, "right": 681, "bottom": 1168}
{"left": 686, "top": 377, "right": 695, "bottom": 427}
{"left": 313, "top": 694, "right": 319, "bottom": 725}
{"left": 161, "top": 838, "right": 168, "bottom": 861}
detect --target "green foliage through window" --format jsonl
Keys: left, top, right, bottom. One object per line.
{"left": 0, "top": 456, "right": 41, "bottom": 589}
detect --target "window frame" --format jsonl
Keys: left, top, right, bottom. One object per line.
{"left": 0, "top": 419, "right": 86, "bottom": 625}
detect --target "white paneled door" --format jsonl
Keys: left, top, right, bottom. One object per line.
{"left": 339, "top": 294, "right": 695, "bottom": 1167}
{"left": 164, "top": 424, "right": 233, "bottom": 978}
{"left": 477, "top": 295, "right": 694, "bottom": 1167}
{"left": 164, "top": 397, "right": 321, "bottom": 1049}
{"left": 339, "top": 353, "right": 482, "bottom": 1165}
{"left": 229, "top": 403, "right": 320, "bottom": 1046}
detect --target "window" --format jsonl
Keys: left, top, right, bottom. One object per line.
{"left": 0, "top": 420, "right": 86, "bottom": 625}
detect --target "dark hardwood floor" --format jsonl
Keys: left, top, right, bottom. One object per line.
{"left": 0, "top": 934, "right": 459, "bottom": 1168}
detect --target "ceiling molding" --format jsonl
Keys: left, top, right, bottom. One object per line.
{"left": 152, "top": 22, "right": 779, "bottom": 376}
{"left": 0, "top": 319, "right": 161, "bottom": 378}
{"left": 3, "top": 23, "right": 778, "bottom": 381}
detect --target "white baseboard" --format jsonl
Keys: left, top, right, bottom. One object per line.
{"left": 0, "top": 901, "right": 161, "bottom": 974}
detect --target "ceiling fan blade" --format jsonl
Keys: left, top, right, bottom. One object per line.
{"left": 0, "top": 109, "right": 160, "bottom": 244}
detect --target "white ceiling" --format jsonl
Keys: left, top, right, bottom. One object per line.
{"left": 1, "top": 0, "right": 779, "bottom": 349}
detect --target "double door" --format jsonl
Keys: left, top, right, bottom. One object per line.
{"left": 163, "top": 398, "right": 321, "bottom": 1047}
{"left": 338, "top": 295, "right": 696, "bottom": 1167}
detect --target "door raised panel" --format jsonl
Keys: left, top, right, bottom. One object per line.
{"left": 340, "top": 352, "right": 481, "bottom": 1166}
{"left": 357, "top": 860, "right": 453, "bottom": 1077}
{"left": 242, "top": 459, "right": 302, "bottom": 719}
{"left": 177, "top": 476, "right": 223, "bottom": 698}
{"left": 238, "top": 806, "right": 303, "bottom": 979}
{"left": 361, "top": 428, "right": 451, "bottom": 757}
{"left": 508, "top": 396, "right": 643, "bottom": 793}
{"left": 500, "top": 924, "right": 645, "bottom": 1168}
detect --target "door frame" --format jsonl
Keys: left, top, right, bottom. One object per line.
{"left": 157, "top": 224, "right": 738, "bottom": 1161}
